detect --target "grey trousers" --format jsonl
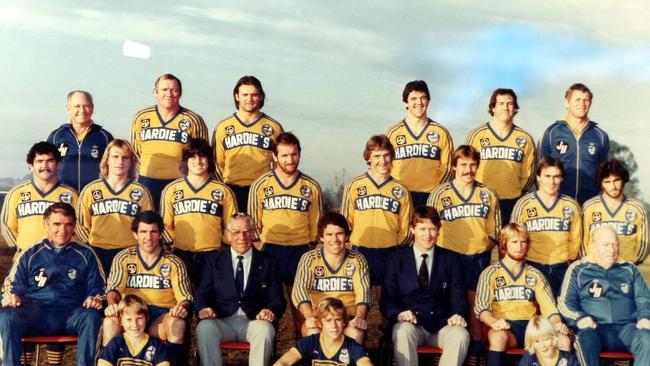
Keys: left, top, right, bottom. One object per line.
{"left": 196, "top": 313, "right": 275, "bottom": 366}
{"left": 392, "top": 322, "right": 470, "bottom": 366}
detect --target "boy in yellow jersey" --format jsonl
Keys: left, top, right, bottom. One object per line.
{"left": 1, "top": 142, "right": 77, "bottom": 252}
{"left": 77, "top": 139, "right": 153, "bottom": 275}
{"left": 511, "top": 157, "right": 582, "bottom": 296}
{"left": 476, "top": 223, "right": 570, "bottom": 366}
{"left": 212, "top": 76, "right": 284, "bottom": 210}
{"left": 341, "top": 135, "right": 412, "bottom": 287}
{"left": 104, "top": 211, "right": 192, "bottom": 366}
{"left": 426, "top": 145, "right": 501, "bottom": 358}
{"left": 466, "top": 89, "right": 536, "bottom": 224}
{"left": 131, "top": 74, "right": 208, "bottom": 210}
{"left": 160, "top": 138, "right": 238, "bottom": 284}
{"left": 582, "top": 159, "right": 648, "bottom": 264}
{"left": 293, "top": 212, "right": 371, "bottom": 344}
{"left": 385, "top": 80, "right": 454, "bottom": 207}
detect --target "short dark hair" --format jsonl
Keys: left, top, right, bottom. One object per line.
{"left": 402, "top": 80, "right": 430, "bottom": 104}
{"left": 409, "top": 206, "right": 441, "bottom": 229}
{"left": 451, "top": 145, "right": 480, "bottom": 168}
{"left": 272, "top": 132, "right": 301, "bottom": 155}
{"left": 318, "top": 212, "right": 351, "bottom": 238}
{"left": 27, "top": 141, "right": 61, "bottom": 165}
{"left": 181, "top": 138, "right": 216, "bottom": 176}
{"left": 44, "top": 202, "right": 76, "bottom": 221}
{"left": 131, "top": 210, "right": 164, "bottom": 233}
{"left": 363, "top": 135, "right": 395, "bottom": 162}
{"left": 536, "top": 157, "right": 565, "bottom": 178}
{"left": 233, "top": 75, "right": 265, "bottom": 109}
{"left": 565, "top": 83, "right": 592, "bottom": 100}
{"left": 488, "top": 88, "right": 519, "bottom": 116}
{"left": 154, "top": 74, "right": 182, "bottom": 96}
{"left": 597, "top": 159, "right": 630, "bottom": 188}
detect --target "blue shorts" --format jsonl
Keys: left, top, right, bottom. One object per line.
{"left": 226, "top": 184, "right": 251, "bottom": 214}
{"left": 499, "top": 198, "right": 519, "bottom": 226}
{"left": 174, "top": 248, "right": 217, "bottom": 285}
{"left": 147, "top": 305, "right": 169, "bottom": 329}
{"left": 138, "top": 176, "right": 174, "bottom": 212}
{"left": 527, "top": 261, "right": 568, "bottom": 298}
{"left": 457, "top": 250, "right": 492, "bottom": 291}
{"left": 262, "top": 243, "right": 310, "bottom": 286}
{"left": 410, "top": 191, "right": 430, "bottom": 209}
{"left": 92, "top": 247, "right": 122, "bottom": 277}
{"left": 351, "top": 246, "right": 398, "bottom": 286}
{"left": 507, "top": 320, "right": 528, "bottom": 348}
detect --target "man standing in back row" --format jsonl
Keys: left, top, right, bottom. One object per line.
{"left": 212, "top": 76, "right": 284, "bottom": 210}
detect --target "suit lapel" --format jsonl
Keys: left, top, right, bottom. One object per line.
{"left": 245, "top": 249, "right": 261, "bottom": 295}
{"left": 220, "top": 249, "right": 238, "bottom": 295}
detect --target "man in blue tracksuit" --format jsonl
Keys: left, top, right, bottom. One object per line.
{"left": 0, "top": 202, "right": 105, "bottom": 366}
{"left": 47, "top": 90, "right": 113, "bottom": 192}
{"left": 539, "top": 83, "right": 609, "bottom": 205}
{"left": 558, "top": 226, "right": 650, "bottom": 366}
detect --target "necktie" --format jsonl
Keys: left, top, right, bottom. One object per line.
{"left": 418, "top": 253, "right": 429, "bottom": 289}
{"left": 235, "top": 255, "right": 244, "bottom": 297}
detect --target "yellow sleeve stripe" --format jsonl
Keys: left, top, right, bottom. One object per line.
{"left": 474, "top": 264, "right": 498, "bottom": 318}
{"left": 292, "top": 250, "right": 317, "bottom": 306}
{"left": 168, "top": 253, "right": 193, "bottom": 302}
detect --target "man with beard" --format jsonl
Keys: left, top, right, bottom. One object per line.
{"left": 475, "top": 223, "right": 570, "bottom": 366}
{"left": 582, "top": 159, "right": 648, "bottom": 264}
{"left": 212, "top": 76, "right": 284, "bottom": 210}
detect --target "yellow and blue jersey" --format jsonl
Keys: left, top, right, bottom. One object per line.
{"left": 212, "top": 113, "right": 284, "bottom": 186}
{"left": 290, "top": 334, "right": 370, "bottom": 366}
{"left": 76, "top": 179, "right": 153, "bottom": 250}
{"left": 427, "top": 181, "right": 501, "bottom": 254}
{"left": 98, "top": 334, "right": 169, "bottom": 366}
{"left": 341, "top": 173, "right": 412, "bottom": 249}
{"left": 385, "top": 119, "right": 454, "bottom": 193}
{"left": 131, "top": 105, "right": 207, "bottom": 180}
{"left": 465, "top": 123, "right": 536, "bottom": 199}
{"left": 248, "top": 171, "right": 323, "bottom": 245}
{"left": 1, "top": 180, "right": 77, "bottom": 250}
{"left": 511, "top": 192, "right": 582, "bottom": 264}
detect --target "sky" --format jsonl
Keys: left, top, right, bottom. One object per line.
{"left": 1, "top": 0, "right": 649, "bottom": 200}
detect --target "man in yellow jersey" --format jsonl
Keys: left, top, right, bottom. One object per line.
{"left": 385, "top": 80, "right": 454, "bottom": 207}
{"left": 466, "top": 88, "right": 536, "bottom": 224}
{"left": 476, "top": 223, "right": 570, "bottom": 366}
{"left": 1, "top": 142, "right": 77, "bottom": 252}
{"left": 426, "top": 145, "right": 501, "bottom": 359}
{"left": 511, "top": 157, "right": 581, "bottom": 296}
{"left": 582, "top": 159, "right": 648, "bottom": 264}
{"left": 212, "top": 76, "right": 284, "bottom": 210}
{"left": 341, "top": 135, "right": 412, "bottom": 288}
{"left": 161, "top": 138, "right": 238, "bottom": 284}
{"left": 104, "top": 211, "right": 193, "bottom": 366}
{"left": 131, "top": 74, "right": 208, "bottom": 210}
{"left": 77, "top": 139, "right": 153, "bottom": 275}
{"left": 292, "top": 212, "right": 371, "bottom": 344}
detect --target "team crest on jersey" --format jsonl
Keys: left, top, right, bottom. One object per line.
{"left": 625, "top": 210, "right": 637, "bottom": 223}
{"left": 141, "top": 119, "right": 150, "bottom": 128}
{"left": 558, "top": 359, "right": 568, "bottom": 366}
{"left": 620, "top": 283, "right": 630, "bottom": 294}
{"left": 211, "top": 189, "right": 224, "bottom": 202}
{"left": 145, "top": 346, "right": 155, "bottom": 361}
{"left": 174, "top": 190, "right": 184, "bottom": 200}
{"left": 300, "top": 185, "right": 312, "bottom": 198}
{"left": 592, "top": 212, "right": 602, "bottom": 222}
{"left": 20, "top": 192, "right": 31, "bottom": 201}
{"left": 357, "top": 186, "right": 367, "bottom": 197}
{"left": 264, "top": 186, "right": 274, "bottom": 197}
{"left": 587, "top": 143, "right": 597, "bottom": 156}
{"left": 160, "top": 264, "right": 171, "bottom": 278}
{"left": 441, "top": 196, "right": 452, "bottom": 207}
{"left": 57, "top": 143, "right": 69, "bottom": 157}
{"left": 396, "top": 135, "right": 407, "bottom": 145}
{"left": 554, "top": 140, "right": 569, "bottom": 154}
{"left": 588, "top": 280, "right": 603, "bottom": 298}
{"left": 314, "top": 266, "right": 325, "bottom": 278}
{"left": 262, "top": 124, "right": 274, "bottom": 136}
{"left": 179, "top": 119, "right": 190, "bottom": 131}
{"left": 130, "top": 189, "right": 143, "bottom": 202}
{"left": 225, "top": 125, "right": 235, "bottom": 135}
{"left": 345, "top": 263, "right": 356, "bottom": 276}
{"left": 92, "top": 190, "right": 103, "bottom": 201}
{"left": 480, "top": 137, "right": 490, "bottom": 147}
{"left": 562, "top": 206, "right": 574, "bottom": 219}
{"left": 68, "top": 268, "right": 77, "bottom": 280}
{"left": 496, "top": 276, "right": 506, "bottom": 288}
{"left": 527, "top": 208, "right": 538, "bottom": 218}
{"left": 127, "top": 263, "right": 137, "bottom": 274}
{"left": 35, "top": 268, "right": 48, "bottom": 287}
{"left": 426, "top": 131, "right": 439, "bottom": 144}
{"left": 525, "top": 273, "right": 536, "bottom": 287}
{"left": 90, "top": 145, "right": 100, "bottom": 159}
{"left": 515, "top": 136, "right": 527, "bottom": 149}
{"left": 479, "top": 190, "right": 490, "bottom": 205}
{"left": 339, "top": 348, "right": 350, "bottom": 364}
{"left": 59, "top": 192, "right": 73, "bottom": 204}
{"left": 392, "top": 186, "right": 404, "bottom": 199}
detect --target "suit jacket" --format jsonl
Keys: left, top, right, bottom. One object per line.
{"left": 381, "top": 246, "right": 468, "bottom": 335}
{"left": 195, "top": 248, "right": 285, "bottom": 320}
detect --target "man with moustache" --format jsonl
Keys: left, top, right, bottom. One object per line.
{"left": 47, "top": 90, "right": 114, "bottom": 192}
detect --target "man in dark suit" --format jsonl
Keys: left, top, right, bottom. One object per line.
{"left": 381, "top": 206, "right": 470, "bottom": 366}
{"left": 195, "top": 213, "right": 285, "bottom": 366}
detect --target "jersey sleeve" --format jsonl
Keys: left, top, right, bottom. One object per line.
{"left": 309, "top": 182, "right": 323, "bottom": 243}
{"left": 211, "top": 125, "right": 225, "bottom": 182}
{"left": 557, "top": 262, "right": 586, "bottom": 327}
{"left": 353, "top": 254, "right": 372, "bottom": 307}
{"left": 568, "top": 202, "right": 582, "bottom": 260}
{"left": 294, "top": 335, "right": 316, "bottom": 358}
{"left": 520, "top": 137, "right": 536, "bottom": 193}
{"left": 140, "top": 186, "right": 154, "bottom": 212}
{"left": 0, "top": 188, "right": 19, "bottom": 248}
{"left": 474, "top": 267, "right": 493, "bottom": 319}
{"left": 636, "top": 204, "right": 649, "bottom": 264}
{"left": 191, "top": 114, "right": 208, "bottom": 141}
{"left": 487, "top": 190, "right": 502, "bottom": 242}
{"left": 97, "top": 336, "right": 120, "bottom": 366}
{"left": 341, "top": 181, "right": 355, "bottom": 231}
{"left": 248, "top": 177, "right": 265, "bottom": 236}
{"left": 397, "top": 188, "right": 413, "bottom": 246}
{"left": 539, "top": 127, "right": 552, "bottom": 159}
{"left": 510, "top": 196, "right": 526, "bottom": 224}
{"left": 535, "top": 271, "right": 560, "bottom": 316}
{"left": 632, "top": 265, "right": 650, "bottom": 320}
{"left": 85, "top": 246, "right": 107, "bottom": 296}
{"left": 105, "top": 249, "right": 129, "bottom": 294}
{"left": 75, "top": 186, "right": 93, "bottom": 244}
{"left": 439, "top": 129, "right": 455, "bottom": 183}
{"left": 347, "top": 337, "right": 370, "bottom": 362}
{"left": 170, "top": 255, "right": 193, "bottom": 304}
{"left": 151, "top": 338, "right": 170, "bottom": 366}
{"left": 580, "top": 206, "right": 591, "bottom": 258}
{"left": 291, "top": 253, "right": 314, "bottom": 307}
{"left": 160, "top": 183, "right": 176, "bottom": 245}
{"left": 130, "top": 114, "right": 142, "bottom": 160}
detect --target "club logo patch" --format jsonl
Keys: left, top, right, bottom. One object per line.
{"left": 262, "top": 124, "right": 274, "bottom": 136}
{"left": 555, "top": 140, "right": 569, "bottom": 154}
{"left": 625, "top": 210, "right": 637, "bottom": 223}
{"left": 345, "top": 263, "right": 356, "bottom": 276}
{"left": 141, "top": 119, "right": 150, "bottom": 128}
{"left": 35, "top": 268, "right": 48, "bottom": 287}
{"left": 558, "top": 359, "right": 568, "bottom": 366}
{"left": 160, "top": 264, "right": 171, "bottom": 278}
{"left": 392, "top": 186, "right": 403, "bottom": 199}
{"left": 212, "top": 189, "right": 224, "bottom": 202}
{"left": 592, "top": 212, "right": 602, "bottom": 222}
{"left": 479, "top": 190, "right": 490, "bottom": 205}
{"left": 527, "top": 208, "right": 538, "bottom": 218}
{"left": 515, "top": 136, "right": 527, "bottom": 149}
{"left": 496, "top": 276, "right": 506, "bottom": 288}
{"left": 59, "top": 192, "right": 73, "bottom": 204}
{"left": 264, "top": 187, "right": 274, "bottom": 197}
{"left": 525, "top": 274, "right": 536, "bottom": 287}
{"left": 357, "top": 186, "right": 367, "bottom": 196}
{"left": 441, "top": 196, "right": 452, "bottom": 207}
{"left": 587, "top": 143, "right": 597, "bottom": 156}
{"left": 130, "top": 189, "right": 143, "bottom": 202}
{"left": 145, "top": 346, "right": 155, "bottom": 361}
{"left": 620, "top": 283, "right": 630, "bottom": 294}
{"left": 174, "top": 190, "right": 184, "bottom": 200}
{"left": 300, "top": 185, "right": 312, "bottom": 198}
{"left": 90, "top": 145, "right": 100, "bottom": 159}
{"left": 338, "top": 348, "right": 350, "bottom": 364}
{"left": 127, "top": 263, "right": 137, "bottom": 274}
{"left": 20, "top": 192, "right": 31, "bottom": 201}
{"left": 562, "top": 206, "right": 574, "bottom": 219}
{"left": 68, "top": 268, "right": 77, "bottom": 280}
{"left": 396, "top": 135, "right": 407, "bottom": 145}
{"left": 314, "top": 266, "right": 324, "bottom": 278}
{"left": 588, "top": 280, "right": 603, "bottom": 298}
{"left": 480, "top": 137, "right": 490, "bottom": 147}
{"left": 57, "top": 143, "right": 69, "bottom": 157}
{"left": 225, "top": 125, "right": 235, "bottom": 135}
{"left": 92, "top": 190, "right": 103, "bottom": 201}
{"left": 179, "top": 120, "right": 190, "bottom": 131}
{"left": 427, "top": 131, "right": 440, "bottom": 144}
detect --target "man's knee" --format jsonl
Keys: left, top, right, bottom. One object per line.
{"left": 248, "top": 320, "right": 275, "bottom": 342}
{"left": 487, "top": 329, "right": 510, "bottom": 350}
{"left": 166, "top": 317, "right": 186, "bottom": 340}
{"left": 196, "top": 319, "right": 222, "bottom": 342}
{"left": 392, "top": 322, "right": 418, "bottom": 344}
{"left": 632, "top": 329, "right": 650, "bottom": 349}
{"left": 444, "top": 326, "right": 470, "bottom": 347}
